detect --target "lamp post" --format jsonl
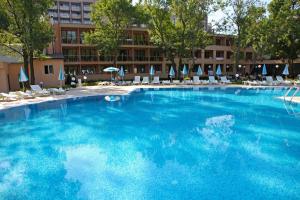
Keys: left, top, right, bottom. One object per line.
{"left": 275, "top": 64, "right": 279, "bottom": 76}
{"left": 258, "top": 65, "right": 262, "bottom": 80}
{"left": 226, "top": 65, "right": 229, "bottom": 76}
{"left": 238, "top": 64, "right": 242, "bottom": 76}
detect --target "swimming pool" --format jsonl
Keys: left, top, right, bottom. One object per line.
{"left": 0, "top": 87, "right": 299, "bottom": 200}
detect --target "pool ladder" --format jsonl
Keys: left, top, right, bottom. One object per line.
{"left": 283, "top": 86, "right": 300, "bottom": 118}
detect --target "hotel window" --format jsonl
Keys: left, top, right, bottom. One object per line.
{"left": 44, "top": 65, "right": 54, "bottom": 75}
{"left": 61, "top": 30, "right": 77, "bottom": 44}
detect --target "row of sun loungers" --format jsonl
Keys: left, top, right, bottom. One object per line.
{"left": 243, "top": 76, "right": 293, "bottom": 86}
{"left": 0, "top": 85, "right": 66, "bottom": 102}
{"left": 127, "top": 76, "right": 232, "bottom": 85}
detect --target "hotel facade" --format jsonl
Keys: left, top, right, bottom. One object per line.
{"left": 0, "top": 0, "right": 299, "bottom": 92}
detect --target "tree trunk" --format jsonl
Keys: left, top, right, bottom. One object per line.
{"left": 23, "top": 49, "right": 30, "bottom": 88}
{"left": 29, "top": 50, "right": 35, "bottom": 84}
{"left": 288, "top": 59, "right": 295, "bottom": 79}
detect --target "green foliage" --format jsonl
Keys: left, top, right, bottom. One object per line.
{"left": 84, "top": 0, "right": 136, "bottom": 66}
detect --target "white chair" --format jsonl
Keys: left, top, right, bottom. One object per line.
{"left": 152, "top": 76, "right": 160, "bottom": 84}
{"left": 30, "top": 85, "right": 50, "bottom": 96}
{"left": 49, "top": 88, "right": 66, "bottom": 95}
{"left": 142, "top": 77, "right": 149, "bottom": 84}
{"left": 276, "top": 76, "right": 291, "bottom": 85}
{"left": 209, "top": 76, "right": 218, "bottom": 84}
{"left": 133, "top": 76, "right": 141, "bottom": 84}
{"left": 172, "top": 80, "right": 181, "bottom": 84}
{"left": 193, "top": 76, "right": 201, "bottom": 84}
{"left": 201, "top": 80, "right": 209, "bottom": 84}
{"left": 220, "top": 76, "right": 231, "bottom": 84}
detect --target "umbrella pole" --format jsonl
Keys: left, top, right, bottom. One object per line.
{"left": 111, "top": 72, "right": 112, "bottom": 82}
{"left": 22, "top": 82, "right": 24, "bottom": 92}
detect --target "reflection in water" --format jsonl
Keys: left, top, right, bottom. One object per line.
{"left": 197, "top": 115, "right": 235, "bottom": 151}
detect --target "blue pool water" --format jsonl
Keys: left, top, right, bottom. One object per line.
{"left": 0, "top": 87, "right": 300, "bottom": 200}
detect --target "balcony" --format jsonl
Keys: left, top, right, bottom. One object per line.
{"left": 71, "top": 6, "right": 81, "bottom": 12}
{"left": 83, "top": 6, "right": 91, "bottom": 11}
{"left": 117, "top": 56, "right": 132, "bottom": 61}
{"left": 83, "top": 20, "right": 92, "bottom": 25}
{"left": 134, "top": 40, "right": 148, "bottom": 46}
{"left": 71, "top": 13, "right": 81, "bottom": 18}
{"left": 60, "top": 5, "right": 70, "bottom": 11}
{"left": 83, "top": 13, "right": 90, "bottom": 19}
{"left": 150, "top": 56, "right": 163, "bottom": 62}
{"left": 62, "top": 38, "right": 77, "bottom": 44}
{"left": 64, "top": 55, "right": 79, "bottom": 62}
{"left": 99, "top": 56, "right": 113, "bottom": 61}
{"left": 60, "top": 13, "right": 70, "bottom": 18}
{"left": 134, "top": 56, "right": 148, "bottom": 61}
{"left": 216, "top": 57, "right": 224, "bottom": 61}
{"left": 81, "top": 55, "right": 98, "bottom": 62}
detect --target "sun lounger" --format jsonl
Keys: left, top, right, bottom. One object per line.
{"left": 49, "top": 88, "right": 66, "bottom": 95}
{"left": 162, "top": 80, "right": 170, "bottom": 84}
{"left": 276, "top": 76, "right": 291, "bottom": 85}
{"left": 142, "top": 77, "right": 149, "bottom": 84}
{"left": 209, "top": 76, "right": 218, "bottom": 84}
{"left": 201, "top": 80, "right": 209, "bottom": 84}
{"left": 183, "top": 80, "right": 193, "bottom": 84}
{"left": 266, "top": 76, "right": 278, "bottom": 86}
{"left": 220, "top": 76, "right": 231, "bottom": 84}
{"left": 172, "top": 80, "right": 181, "bottom": 84}
{"left": 0, "top": 93, "right": 17, "bottom": 102}
{"left": 152, "top": 76, "right": 160, "bottom": 84}
{"left": 30, "top": 85, "right": 50, "bottom": 96}
{"left": 193, "top": 76, "right": 201, "bottom": 84}
{"left": 133, "top": 76, "right": 141, "bottom": 85}
{"left": 13, "top": 91, "right": 35, "bottom": 99}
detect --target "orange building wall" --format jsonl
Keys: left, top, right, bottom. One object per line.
{"left": 7, "top": 58, "right": 64, "bottom": 91}
{"left": 0, "top": 62, "right": 9, "bottom": 93}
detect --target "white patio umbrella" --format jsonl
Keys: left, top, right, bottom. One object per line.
{"left": 150, "top": 65, "right": 155, "bottom": 81}
{"left": 282, "top": 64, "right": 289, "bottom": 76}
{"left": 118, "top": 66, "right": 125, "bottom": 82}
{"left": 196, "top": 65, "right": 203, "bottom": 76}
{"left": 104, "top": 67, "right": 119, "bottom": 81}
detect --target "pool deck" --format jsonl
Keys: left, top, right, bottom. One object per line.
{"left": 0, "top": 84, "right": 299, "bottom": 110}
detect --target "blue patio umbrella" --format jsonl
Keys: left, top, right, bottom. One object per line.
{"left": 104, "top": 67, "right": 119, "bottom": 81}
{"left": 58, "top": 65, "right": 65, "bottom": 87}
{"left": 19, "top": 66, "right": 28, "bottom": 91}
{"left": 196, "top": 65, "right": 203, "bottom": 76}
{"left": 182, "top": 65, "right": 188, "bottom": 77}
{"left": 282, "top": 64, "right": 289, "bottom": 76}
{"left": 169, "top": 66, "right": 175, "bottom": 81}
{"left": 262, "top": 64, "right": 267, "bottom": 76}
{"left": 118, "top": 66, "right": 125, "bottom": 81}
{"left": 216, "top": 65, "right": 222, "bottom": 76}
{"left": 150, "top": 65, "right": 155, "bottom": 76}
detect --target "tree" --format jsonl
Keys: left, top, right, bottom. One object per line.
{"left": 0, "top": 0, "right": 53, "bottom": 84}
{"left": 143, "top": 0, "right": 214, "bottom": 78}
{"left": 84, "top": 0, "right": 136, "bottom": 68}
{"left": 266, "top": 0, "right": 300, "bottom": 77}
{"left": 218, "top": 0, "right": 259, "bottom": 70}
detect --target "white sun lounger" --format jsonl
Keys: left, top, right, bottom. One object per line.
{"left": 266, "top": 76, "right": 278, "bottom": 86}
{"left": 162, "top": 80, "right": 170, "bottom": 84}
{"left": 193, "top": 76, "right": 201, "bottom": 84}
{"left": 12, "top": 91, "right": 35, "bottom": 99}
{"left": 152, "top": 76, "right": 160, "bottom": 84}
{"left": 220, "top": 76, "right": 231, "bottom": 84}
{"left": 209, "top": 76, "right": 218, "bottom": 84}
{"left": 133, "top": 76, "right": 141, "bottom": 84}
{"left": 49, "top": 88, "right": 66, "bottom": 95}
{"left": 142, "top": 77, "right": 149, "bottom": 84}
{"left": 276, "top": 76, "right": 291, "bottom": 85}
{"left": 172, "top": 80, "right": 181, "bottom": 84}
{"left": 30, "top": 85, "right": 50, "bottom": 96}
{"left": 201, "top": 80, "right": 209, "bottom": 84}
{"left": 0, "top": 93, "right": 17, "bottom": 102}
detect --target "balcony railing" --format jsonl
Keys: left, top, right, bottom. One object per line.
{"left": 83, "top": 6, "right": 91, "bottom": 11}
{"left": 71, "top": 14, "right": 81, "bottom": 18}
{"left": 71, "top": 6, "right": 81, "bottom": 11}
{"left": 64, "top": 55, "right": 79, "bottom": 62}
{"left": 81, "top": 55, "right": 98, "bottom": 62}
{"left": 60, "top": 13, "right": 70, "bottom": 18}
{"left": 60, "top": 5, "right": 70, "bottom": 11}
{"left": 134, "top": 40, "right": 148, "bottom": 45}
{"left": 135, "top": 56, "right": 148, "bottom": 61}
{"left": 62, "top": 38, "right": 77, "bottom": 44}
{"left": 150, "top": 56, "right": 163, "bottom": 61}
{"left": 216, "top": 57, "right": 224, "bottom": 60}
{"left": 99, "top": 56, "right": 114, "bottom": 61}
{"left": 117, "top": 56, "right": 132, "bottom": 61}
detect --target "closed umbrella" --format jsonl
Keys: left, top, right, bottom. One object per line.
{"left": 118, "top": 66, "right": 125, "bottom": 82}
{"left": 262, "top": 64, "right": 267, "bottom": 76}
{"left": 182, "top": 65, "right": 188, "bottom": 78}
{"left": 216, "top": 65, "right": 222, "bottom": 76}
{"left": 150, "top": 65, "right": 155, "bottom": 82}
{"left": 58, "top": 64, "right": 65, "bottom": 87}
{"left": 196, "top": 65, "right": 203, "bottom": 76}
{"left": 104, "top": 67, "right": 119, "bottom": 81}
{"left": 282, "top": 64, "right": 289, "bottom": 76}
{"left": 19, "top": 66, "right": 28, "bottom": 91}
{"left": 169, "top": 66, "right": 175, "bottom": 82}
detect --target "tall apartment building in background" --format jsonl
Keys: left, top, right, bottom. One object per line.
{"left": 47, "top": 0, "right": 289, "bottom": 81}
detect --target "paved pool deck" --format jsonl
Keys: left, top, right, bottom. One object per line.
{"left": 0, "top": 85, "right": 299, "bottom": 110}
